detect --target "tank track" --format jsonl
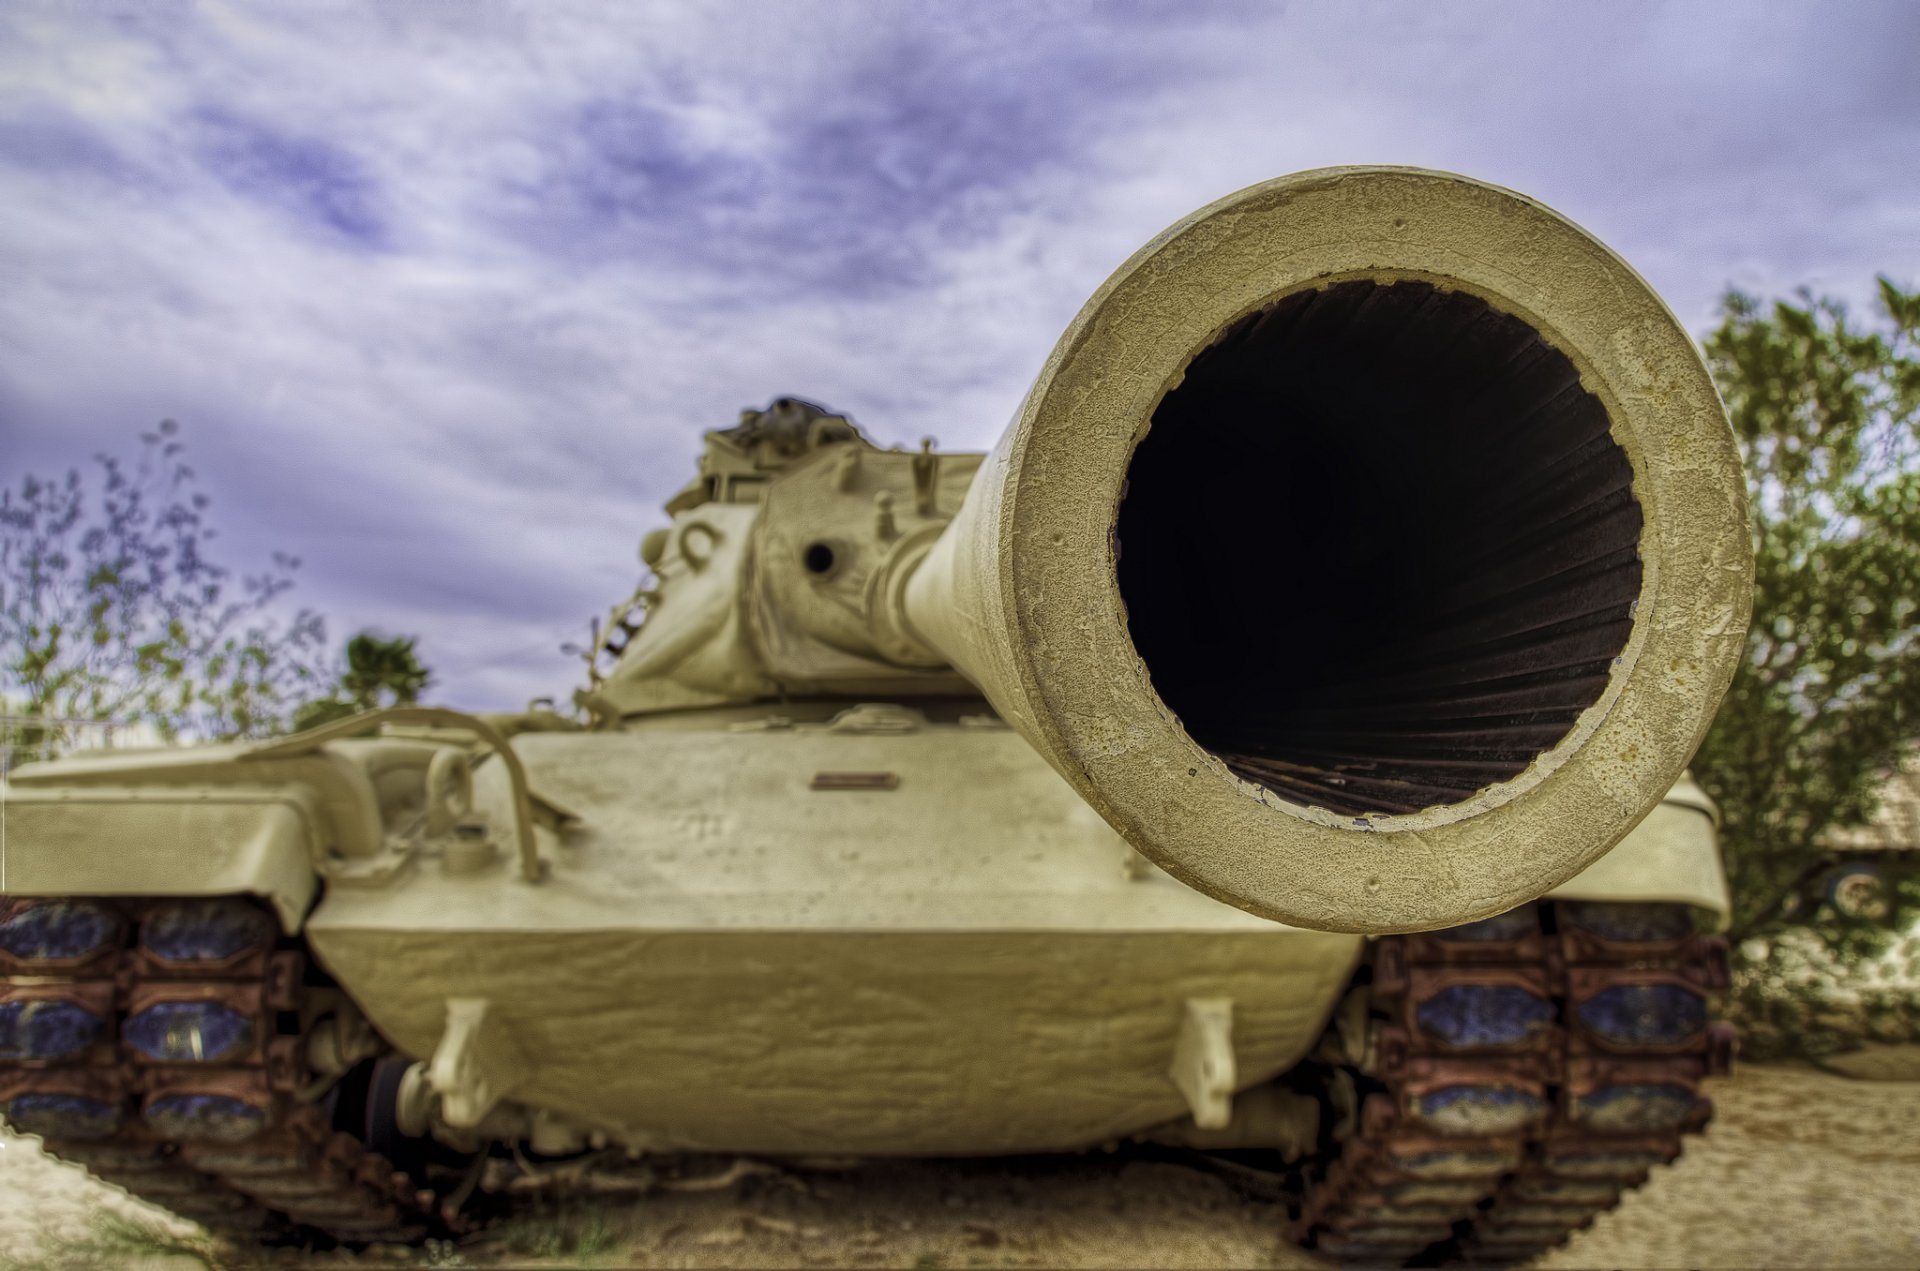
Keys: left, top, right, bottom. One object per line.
{"left": 5, "top": 893, "right": 1730, "bottom": 1260}
{"left": 0, "top": 894, "right": 455, "bottom": 1246}
{"left": 1292, "top": 899, "right": 1734, "bottom": 1266}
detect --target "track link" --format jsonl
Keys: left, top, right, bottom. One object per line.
{"left": 0, "top": 894, "right": 451, "bottom": 1245}
{"left": 1292, "top": 899, "right": 1734, "bottom": 1266}
{"left": 6, "top": 893, "right": 1732, "bottom": 1260}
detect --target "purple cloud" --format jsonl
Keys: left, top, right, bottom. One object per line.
{"left": 190, "top": 109, "right": 390, "bottom": 248}
{"left": 1, "top": 1, "right": 1914, "bottom": 711}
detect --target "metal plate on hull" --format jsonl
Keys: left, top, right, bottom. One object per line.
{"left": 306, "top": 724, "right": 1363, "bottom": 1154}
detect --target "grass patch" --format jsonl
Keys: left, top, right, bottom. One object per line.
{"left": 15, "top": 1209, "right": 224, "bottom": 1270}
{"left": 482, "top": 1200, "right": 619, "bottom": 1263}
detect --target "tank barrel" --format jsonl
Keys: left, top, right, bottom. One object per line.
{"left": 896, "top": 166, "right": 1753, "bottom": 935}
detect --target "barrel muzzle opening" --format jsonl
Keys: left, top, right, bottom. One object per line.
{"left": 913, "top": 167, "right": 1749, "bottom": 930}
{"left": 1117, "top": 277, "right": 1643, "bottom": 818}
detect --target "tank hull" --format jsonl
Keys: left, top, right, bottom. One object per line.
{"left": 305, "top": 722, "right": 1364, "bottom": 1154}
{"left": 298, "top": 720, "right": 1727, "bottom": 1155}
{"left": 305, "top": 925, "right": 1360, "bottom": 1155}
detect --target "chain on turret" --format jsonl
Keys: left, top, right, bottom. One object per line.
{"left": 1291, "top": 899, "right": 1734, "bottom": 1266}
{"left": 0, "top": 894, "right": 460, "bottom": 1245}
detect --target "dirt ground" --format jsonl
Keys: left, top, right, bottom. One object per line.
{"left": 3, "top": 1063, "right": 1917, "bottom": 1269}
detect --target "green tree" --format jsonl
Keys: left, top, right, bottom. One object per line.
{"left": 1694, "top": 277, "right": 1920, "bottom": 939}
{"left": 1, "top": 420, "right": 330, "bottom": 750}
{"left": 291, "top": 632, "right": 433, "bottom": 732}
{"left": 1692, "top": 278, "right": 1920, "bottom": 1055}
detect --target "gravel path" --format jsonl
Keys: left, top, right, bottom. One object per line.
{"left": 1538, "top": 1063, "right": 1920, "bottom": 1269}
{"left": 4, "top": 1064, "right": 1917, "bottom": 1268}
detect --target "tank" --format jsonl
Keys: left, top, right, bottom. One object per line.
{"left": 0, "top": 167, "right": 1753, "bottom": 1266}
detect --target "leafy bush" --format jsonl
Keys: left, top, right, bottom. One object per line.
{"left": 1693, "top": 277, "right": 1920, "bottom": 1056}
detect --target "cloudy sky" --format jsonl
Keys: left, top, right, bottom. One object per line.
{"left": 3, "top": 1, "right": 1915, "bottom": 710}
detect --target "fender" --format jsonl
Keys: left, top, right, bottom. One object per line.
{"left": 1548, "top": 773, "right": 1730, "bottom": 925}
{"left": 0, "top": 707, "right": 548, "bottom": 932}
